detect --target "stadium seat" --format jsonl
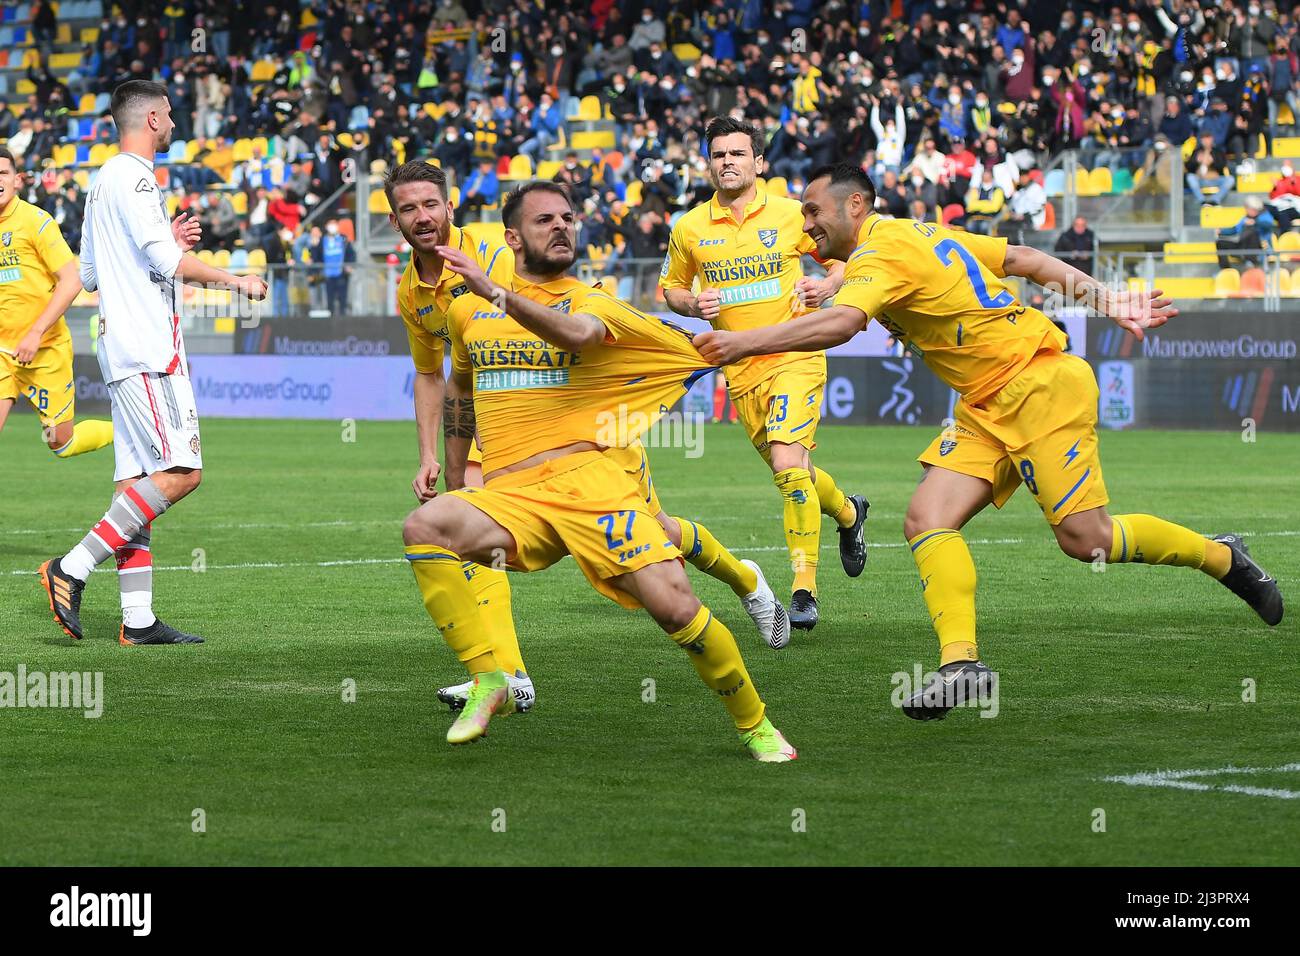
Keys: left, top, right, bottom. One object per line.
{"left": 1214, "top": 268, "right": 1241, "bottom": 297}
{"left": 1163, "top": 241, "right": 1218, "bottom": 264}
{"left": 197, "top": 250, "right": 215, "bottom": 266}
{"left": 80, "top": 27, "right": 100, "bottom": 44}
{"left": 251, "top": 60, "right": 277, "bottom": 82}
{"left": 168, "top": 140, "right": 188, "bottom": 162}
{"left": 232, "top": 139, "right": 254, "bottom": 162}
{"left": 1279, "top": 103, "right": 1297, "bottom": 127}
{"left": 154, "top": 166, "right": 169, "bottom": 189}
{"left": 1040, "top": 200, "right": 1055, "bottom": 230}
{"left": 625, "top": 180, "right": 643, "bottom": 206}
{"left": 53, "top": 144, "right": 76, "bottom": 166}
{"left": 575, "top": 96, "right": 603, "bottom": 121}
{"left": 1235, "top": 171, "right": 1280, "bottom": 193}
{"left": 536, "top": 160, "right": 564, "bottom": 179}
{"left": 571, "top": 130, "right": 614, "bottom": 151}
{"left": 166, "top": 195, "right": 180, "bottom": 216}
{"left": 339, "top": 218, "right": 355, "bottom": 243}
{"left": 214, "top": 249, "right": 232, "bottom": 269}
{"left": 449, "top": 187, "right": 460, "bottom": 206}
{"left": 184, "top": 140, "right": 202, "bottom": 162}
{"left": 1088, "top": 166, "right": 1112, "bottom": 194}
{"left": 1111, "top": 168, "right": 1133, "bottom": 193}
{"left": 765, "top": 175, "right": 789, "bottom": 197}
{"left": 368, "top": 190, "right": 391, "bottom": 214}
{"left": 230, "top": 249, "right": 249, "bottom": 271}
{"left": 1043, "top": 168, "right": 1066, "bottom": 197}
{"left": 1074, "top": 167, "right": 1098, "bottom": 197}
{"left": 1149, "top": 276, "right": 1217, "bottom": 299}
{"left": 1273, "top": 137, "right": 1300, "bottom": 158}
{"left": 1201, "top": 206, "right": 1245, "bottom": 229}
{"left": 1277, "top": 230, "right": 1300, "bottom": 262}
{"left": 49, "top": 53, "right": 81, "bottom": 70}
{"left": 1239, "top": 267, "right": 1267, "bottom": 297}
{"left": 87, "top": 143, "right": 111, "bottom": 167}
{"left": 506, "top": 154, "right": 532, "bottom": 179}
{"left": 1256, "top": 133, "right": 1269, "bottom": 159}
{"left": 672, "top": 43, "right": 701, "bottom": 62}
{"left": 247, "top": 249, "right": 268, "bottom": 272}
{"left": 77, "top": 93, "right": 96, "bottom": 114}
{"left": 73, "top": 171, "right": 90, "bottom": 189}
{"left": 230, "top": 192, "right": 248, "bottom": 215}
{"left": 1279, "top": 269, "right": 1294, "bottom": 296}
{"left": 941, "top": 202, "right": 965, "bottom": 225}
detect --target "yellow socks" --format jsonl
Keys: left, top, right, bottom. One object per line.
{"left": 463, "top": 562, "right": 527, "bottom": 674}
{"left": 774, "top": 467, "right": 819, "bottom": 593}
{"left": 1110, "top": 514, "right": 1231, "bottom": 578}
{"left": 52, "top": 420, "right": 113, "bottom": 458}
{"left": 909, "top": 529, "right": 979, "bottom": 666}
{"left": 668, "top": 605, "right": 765, "bottom": 731}
{"left": 406, "top": 545, "right": 498, "bottom": 674}
{"left": 812, "top": 466, "right": 856, "bottom": 528}
{"left": 675, "top": 516, "right": 759, "bottom": 597}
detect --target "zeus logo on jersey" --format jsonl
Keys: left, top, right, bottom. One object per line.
{"left": 697, "top": 238, "right": 726, "bottom": 246}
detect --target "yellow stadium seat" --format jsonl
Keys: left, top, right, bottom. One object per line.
{"left": 214, "top": 249, "right": 232, "bottom": 269}
{"left": 448, "top": 187, "right": 460, "bottom": 207}
{"left": 576, "top": 96, "right": 603, "bottom": 121}
{"left": 78, "top": 93, "right": 96, "bottom": 114}
{"left": 1214, "top": 268, "right": 1241, "bottom": 297}
{"left": 232, "top": 139, "right": 254, "bottom": 162}
{"left": 1162, "top": 241, "right": 1218, "bottom": 264}
{"left": 1273, "top": 137, "right": 1300, "bottom": 158}
{"left": 87, "top": 143, "right": 111, "bottom": 167}
{"left": 536, "top": 160, "right": 564, "bottom": 179}
{"left": 369, "top": 190, "right": 392, "bottom": 214}
{"left": 1235, "top": 171, "right": 1280, "bottom": 193}
{"left": 49, "top": 53, "right": 82, "bottom": 70}
{"left": 571, "top": 130, "right": 615, "bottom": 151}
{"left": 53, "top": 144, "right": 76, "bottom": 166}
{"left": 1279, "top": 103, "right": 1296, "bottom": 126}
{"left": 301, "top": 8, "right": 318, "bottom": 27}
{"left": 336, "top": 132, "right": 353, "bottom": 149}
{"left": 73, "top": 170, "right": 90, "bottom": 189}
{"left": 765, "top": 176, "right": 790, "bottom": 197}
{"left": 1088, "top": 166, "right": 1112, "bottom": 194}
{"left": 166, "top": 195, "right": 180, "bottom": 216}
{"left": 1201, "top": 206, "right": 1245, "bottom": 229}
{"left": 56, "top": 24, "right": 71, "bottom": 44}
{"left": 80, "top": 27, "right": 100, "bottom": 45}
{"left": 185, "top": 140, "right": 202, "bottom": 162}
{"left": 1181, "top": 136, "right": 1197, "bottom": 160}
{"left": 230, "top": 192, "right": 248, "bottom": 215}
{"left": 252, "top": 137, "right": 269, "bottom": 156}
{"left": 1074, "top": 167, "right": 1098, "bottom": 197}
{"left": 16, "top": 79, "right": 36, "bottom": 96}
{"left": 672, "top": 43, "right": 702, "bottom": 62}
{"left": 197, "top": 250, "right": 215, "bottom": 265}
{"left": 251, "top": 60, "right": 277, "bottom": 82}
{"left": 1256, "top": 133, "right": 1268, "bottom": 159}
{"left": 1149, "top": 277, "right": 1218, "bottom": 299}
{"left": 1277, "top": 230, "right": 1300, "bottom": 262}
{"left": 506, "top": 154, "right": 532, "bottom": 179}
{"left": 1278, "top": 268, "right": 1293, "bottom": 296}
{"left": 247, "top": 249, "right": 268, "bottom": 271}
{"left": 625, "top": 180, "right": 643, "bottom": 206}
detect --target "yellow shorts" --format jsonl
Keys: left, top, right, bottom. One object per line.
{"left": 0, "top": 344, "right": 76, "bottom": 428}
{"left": 733, "top": 355, "right": 825, "bottom": 460}
{"left": 601, "top": 440, "right": 662, "bottom": 515}
{"left": 468, "top": 440, "right": 484, "bottom": 466}
{"left": 449, "top": 450, "right": 679, "bottom": 609}
{"left": 918, "top": 351, "right": 1109, "bottom": 526}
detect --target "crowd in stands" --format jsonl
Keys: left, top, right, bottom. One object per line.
{"left": 2, "top": 0, "right": 1300, "bottom": 276}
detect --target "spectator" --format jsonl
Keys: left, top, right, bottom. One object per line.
{"left": 870, "top": 94, "right": 907, "bottom": 177}
{"left": 1054, "top": 216, "right": 1097, "bottom": 278}
{"left": 554, "top": 152, "right": 594, "bottom": 204}
{"left": 1217, "top": 197, "right": 1276, "bottom": 268}
{"left": 314, "top": 220, "right": 356, "bottom": 316}
{"left": 460, "top": 158, "right": 500, "bottom": 223}
{"left": 519, "top": 93, "right": 563, "bottom": 165}
{"left": 965, "top": 169, "right": 1006, "bottom": 234}
{"left": 1159, "top": 97, "right": 1194, "bottom": 147}
{"left": 1186, "top": 132, "right": 1234, "bottom": 204}
{"left": 1005, "top": 169, "right": 1048, "bottom": 238}
{"left": 1266, "top": 161, "right": 1300, "bottom": 230}
{"left": 32, "top": 1, "right": 58, "bottom": 65}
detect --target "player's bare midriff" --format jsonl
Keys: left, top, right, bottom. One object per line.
{"left": 482, "top": 440, "right": 604, "bottom": 484}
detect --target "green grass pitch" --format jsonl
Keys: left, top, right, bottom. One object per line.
{"left": 0, "top": 419, "right": 1297, "bottom": 866}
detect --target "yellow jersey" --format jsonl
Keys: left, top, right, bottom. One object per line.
{"left": 834, "top": 215, "right": 1067, "bottom": 404}
{"left": 448, "top": 273, "right": 709, "bottom": 476}
{"left": 0, "top": 196, "right": 75, "bottom": 351}
{"left": 660, "top": 185, "right": 824, "bottom": 397}
{"left": 396, "top": 223, "right": 515, "bottom": 374}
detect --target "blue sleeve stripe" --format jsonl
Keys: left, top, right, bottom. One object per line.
{"left": 788, "top": 418, "right": 814, "bottom": 434}
{"left": 485, "top": 246, "right": 503, "bottom": 278}
{"left": 38, "top": 218, "right": 52, "bottom": 234}
{"left": 1051, "top": 467, "right": 1093, "bottom": 514}
{"left": 624, "top": 375, "right": 647, "bottom": 385}
{"left": 404, "top": 552, "right": 460, "bottom": 562}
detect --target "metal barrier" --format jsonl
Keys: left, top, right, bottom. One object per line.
{"left": 1101, "top": 250, "right": 1298, "bottom": 312}
{"left": 1046, "top": 146, "right": 1184, "bottom": 242}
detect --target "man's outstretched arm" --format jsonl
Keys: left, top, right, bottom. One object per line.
{"left": 694, "top": 305, "right": 868, "bottom": 367}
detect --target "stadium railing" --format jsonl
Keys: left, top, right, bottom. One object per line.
{"left": 1100, "top": 250, "right": 1296, "bottom": 312}
{"left": 1043, "top": 146, "right": 1185, "bottom": 243}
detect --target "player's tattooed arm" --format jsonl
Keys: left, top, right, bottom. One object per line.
{"left": 442, "top": 372, "right": 476, "bottom": 492}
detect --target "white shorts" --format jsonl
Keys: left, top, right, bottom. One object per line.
{"left": 107, "top": 372, "right": 203, "bottom": 481}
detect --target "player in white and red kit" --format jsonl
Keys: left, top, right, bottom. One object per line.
{"left": 38, "top": 80, "right": 266, "bottom": 645}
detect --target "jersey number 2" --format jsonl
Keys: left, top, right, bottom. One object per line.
{"left": 933, "top": 239, "right": 1014, "bottom": 310}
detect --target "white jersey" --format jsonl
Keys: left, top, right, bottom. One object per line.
{"left": 80, "top": 152, "right": 186, "bottom": 384}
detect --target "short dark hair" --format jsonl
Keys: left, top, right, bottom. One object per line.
{"left": 384, "top": 159, "right": 449, "bottom": 207}
{"left": 110, "top": 79, "right": 169, "bottom": 131}
{"left": 0, "top": 146, "right": 15, "bottom": 174}
{"left": 502, "top": 181, "right": 574, "bottom": 230}
{"left": 704, "top": 116, "right": 765, "bottom": 160}
{"left": 808, "top": 163, "right": 877, "bottom": 207}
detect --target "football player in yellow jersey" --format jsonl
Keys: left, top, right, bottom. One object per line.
{"left": 386, "top": 160, "right": 534, "bottom": 712}
{"left": 400, "top": 181, "right": 795, "bottom": 760}
{"left": 661, "top": 118, "right": 868, "bottom": 632}
{"left": 0, "top": 147, "right": 113, "bottom": 457}
{"left": 697, "top": 163, "right": 1283, "bottom": 718}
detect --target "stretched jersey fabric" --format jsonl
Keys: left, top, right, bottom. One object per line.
{"left": 0, "top": 196, "right": 75, "bottom": 352}
{"left": 448, "top": 274, "right": 710, "bottom": 476}
{"left": 79, "top": 152, "right": 186, "bottom": 383}
{"left": 660, "top": 185, "right": 825, "bottom": 397}
{"left": 834, "top": 214, "right": 1066, "bottom": 404}
{"left": 397, "top": 223, "right": 515, "bottom": 373}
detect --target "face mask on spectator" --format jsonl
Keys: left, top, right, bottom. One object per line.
{"left": 949, "top": 92, "right": 961, "bottom": 105}
{"left": 1078, "top": 64, "right": 1090, "bottom": 76}
{"left": 551, "top": 45, "right": 562, "bottom": 56}
{"left": 327, "top": 224, "right": 339, "bottom": 235}
{"left": 1180, "top": 71, "right": 1194, "bottom": 83}
{"left": 1249, "top": 5, "right": 1261, "bottom": 14}
{"left": 642, "top": 13, "right": 652, "bottom": 23}
{"left": 1042, "top": 75, "right": 1054, "bottom": 86}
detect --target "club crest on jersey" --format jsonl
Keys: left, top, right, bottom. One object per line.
{"left": 939, "top": 439, "right": 957, "bottom": 456}
{"left": 1, "top": 232, "right": 10, "bottom": 247}
{"left": 758, "top": 229, "right": 778, "bottom": 248}
{"left": 190, "top": 435, "right": 201, "bottom": 456}
{"left": 449, "top": 283, "right": 471, "bottom": 298}
{"left": 551, "top": 297, "right": 572, "bottom": 313}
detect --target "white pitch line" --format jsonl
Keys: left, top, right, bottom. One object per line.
{"left": 1104, "top": 763, "right": 1300, "bottom": 800}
